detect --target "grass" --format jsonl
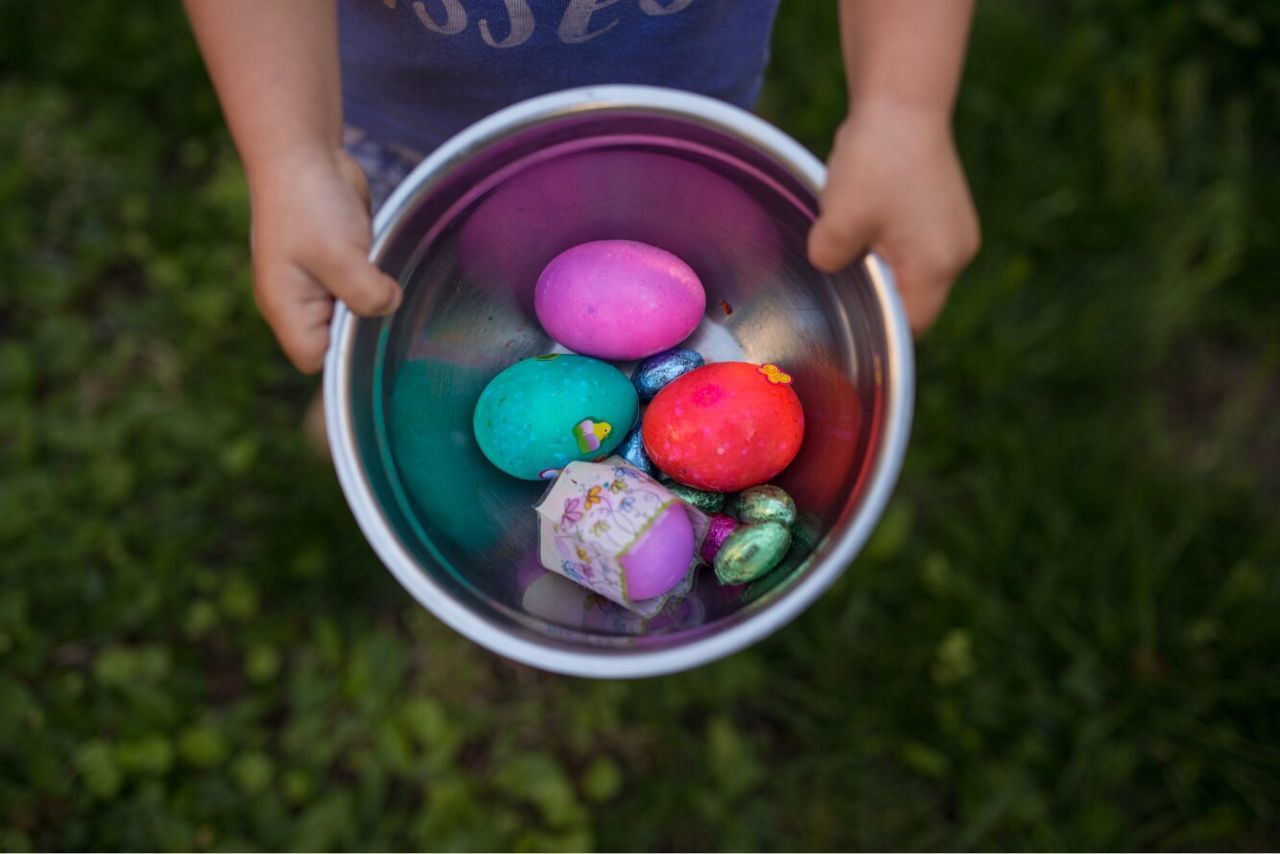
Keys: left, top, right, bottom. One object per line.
{"left": 2, "top": 0, "right": 1279, "bottom": 849}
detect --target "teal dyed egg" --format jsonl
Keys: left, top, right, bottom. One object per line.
{"left": 473, "top": 354, "right": 638, "bottom": 480}
{"left": 714, "top": 522, "right": 792, "bottom": 585}
{"left": 734, "top": 485, "right": 797, "bottom": 527}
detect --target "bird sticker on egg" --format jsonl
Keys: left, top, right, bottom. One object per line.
{"left": 573, "top": 418, "right": 613, "bottom": 453}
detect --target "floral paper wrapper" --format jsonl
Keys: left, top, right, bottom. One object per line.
{"left": 536, "top": 458, "right": 707, "bottom": 616}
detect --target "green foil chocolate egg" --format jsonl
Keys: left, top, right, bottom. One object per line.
{"left": 665, "top": 480, "right": 727, "bottom": 513}
{"left": 714, "top": 522, "right": 792, "bottom": 585}
{"left": 790, "top": 511, "right": 822, "bottom": 553}
{"left": 734, "top": 484, "right": 797, "bottom": 527}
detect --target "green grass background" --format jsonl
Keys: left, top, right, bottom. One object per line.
{"left": 3, "top": 0, "right": 1279, "bottom": 849}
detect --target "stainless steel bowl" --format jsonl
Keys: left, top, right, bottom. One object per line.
{"left": 324, "top": 85, "right": 913, "bottom": 678}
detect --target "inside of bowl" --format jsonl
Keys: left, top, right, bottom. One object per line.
{"left": 356, "top": 112, "right": 889, "bottom": 649}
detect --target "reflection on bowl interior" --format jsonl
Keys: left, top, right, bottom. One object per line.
{"left": 368, "top": 126, "right": 886, "bottom": 648}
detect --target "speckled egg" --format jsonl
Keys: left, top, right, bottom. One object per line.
{"left": 699, "top": 513, "right": 740, "bottom": 565}
{"left": 632, "top": 347, "right": 705, "bottom": 402}
{"left": 642, "top": 362, "right": 805, "bottom": 493}
{"left": 714, "top": 522, "right": 792, "bottom": 585}
{"left": 734, "top": 485, "right": 797, "bottom": 527}
{"left": 534, "top": 240, "right": 706, "bottom": 360}
{"left": 473, "top": 354, "right": 638, "bottom": 480}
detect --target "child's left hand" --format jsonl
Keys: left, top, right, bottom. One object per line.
{"left": 808, "top": 99, "right": 980, "bottom": 332}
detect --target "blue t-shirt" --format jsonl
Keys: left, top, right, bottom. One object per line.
{"left": 339, "top": 0, "right": 782, "bottom": 153}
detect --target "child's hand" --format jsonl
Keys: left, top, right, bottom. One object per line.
{"left": 808, "top": 99, "right": 980, "bottom": 332}
{"left": 248, "top": 149, "right": 402, "bottom": 373}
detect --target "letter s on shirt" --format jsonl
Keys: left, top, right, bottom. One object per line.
{"left": 408, "top": 0, "right": 700, "bottom": 47}
{"left": 480, "top": 0, "right": 535, "bottom": 47}
{"left": 412, "top": 0, "right": 466, "bottom": 35}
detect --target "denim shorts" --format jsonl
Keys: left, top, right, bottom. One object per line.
{"left": 342, "top": 126, "right": 424, "bottom": 214}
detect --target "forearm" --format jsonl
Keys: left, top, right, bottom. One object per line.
{"left": 811, "top": 1, "right": 981, "bottom": 327}
{"left": 183, "top": 0, "right": 342, "bottom": 185}
{"left": 839, "top": 0, "right": 976, "bottom": 121}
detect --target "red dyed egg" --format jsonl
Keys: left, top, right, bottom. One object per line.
{"left": 642, "top": 362, "right": 804, "bottom": 492}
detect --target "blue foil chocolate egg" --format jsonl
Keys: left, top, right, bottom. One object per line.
{"left": 617, "top": 425, "right": 655, "bottom": 476}
{"left": 631, "top": 347, "right": 705, "bottom": 402}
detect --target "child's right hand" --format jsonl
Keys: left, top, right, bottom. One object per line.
{"left": 247, "top": 149, "right": 402, "bottom": 373}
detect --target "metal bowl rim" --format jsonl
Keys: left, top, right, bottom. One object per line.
{"left": 323, "top": 84, "right": 915, "bottom": 679}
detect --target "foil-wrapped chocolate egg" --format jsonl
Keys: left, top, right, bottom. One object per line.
{"left": 734, "top": 485, "right": 797, "bottom": 527}
{"left": 714, "top": 522, "right": 792, "bottom": 585}
{"left": 791, "top": 511, "right": 822, "bottom": 555}
{"left": 664, "top": 480, "right": 727, "bottom": 513}
{"left": 631, "top": 347, "right": 705, "bottom": 402}
{"left": 699, "top": 512, "right": 740, "bottom": 564}
{"left": 616, "top": 426, "right": 655, "bottom": 476}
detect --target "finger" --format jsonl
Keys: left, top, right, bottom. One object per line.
{"left": 808, "top": 203, "right": 877, "bottom": 273}
{"left": 892, "top": 260, "right": 954, "bottom": 334}
{"left": 254, "top": 262, "right": 335, "bottom": 373}
{"left": 892, "top": 224, "right": 979, "bottom": 333}
{"left": 307, "top": 242, "right": 403, "bottom": 318}
{"left": 905, "top": 279, "right": 952, "bottom": 332}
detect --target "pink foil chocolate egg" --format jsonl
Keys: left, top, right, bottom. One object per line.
{"left": 534, "top": 240, "right": 706, "bottom": 360}
{"left": 699, "top": 513, "right": 740, "bottom": 565}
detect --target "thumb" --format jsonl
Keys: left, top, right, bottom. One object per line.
{"left": 808, "top": 200, "right": 877, "bottom": 273}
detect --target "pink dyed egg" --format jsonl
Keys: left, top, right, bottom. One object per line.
{"left": 621, "top": 503, "right": 696, "bottom": 601}
{"left": 535, "top": 240, "right": 706, "bottom": 360}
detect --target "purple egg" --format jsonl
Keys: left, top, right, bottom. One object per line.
{"left": 699, "top": 512, "right": 740, "bottom": 565}
{"left": 620, "top": 502, "right": 696, "bottom": 601}
{"left": 535, "top": 240, "right": 706, "bottom": 361}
